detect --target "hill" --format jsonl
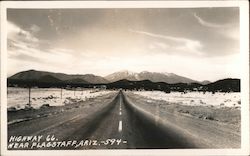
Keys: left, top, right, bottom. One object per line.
{"left": 204, "top": 78, "right": 240, "bottom": 92}
{"left": 9, "top": 69, "right": 109, "bottom": 84}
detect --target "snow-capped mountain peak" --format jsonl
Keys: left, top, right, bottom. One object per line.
{"left": 105, "top": 70, "right": 197, "bottom": 84}
{"left": 162, "top": 72, "right": 175, "bottom": 76}
{"left": 104, "top": 70, "right": 137, "bottom": 82}
{"left": 116, "top": 70, "right": 135, "bottom": 75}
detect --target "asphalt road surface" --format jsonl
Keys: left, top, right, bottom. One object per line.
{"left": 8, "top": 91, "right": 240, "bottom": 149}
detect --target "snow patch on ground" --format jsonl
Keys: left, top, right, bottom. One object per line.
{"left": 7, "top": 87, "right": 115, "bottom": 110}
{"left": 129, "top": 91, "right": 240, "bottom": 108}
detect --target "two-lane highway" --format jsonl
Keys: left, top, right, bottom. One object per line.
{"left": 7, "top": 90, "right": 240, "bottom": 149}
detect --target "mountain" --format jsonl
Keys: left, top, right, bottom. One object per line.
{"left": 78, "top": 74, "right": 108, "bottom": 84}
{"left": 105, "top": 70, "right": 198, "bottom": 84}
{"left": 105, "top": 70, "right": 138, "bottom": 82}
{"left": 38, "top": 75, "right": 62, "bottom": 83}
{"left": 205, "top": 78, "right": 240, "bottom": 92}
{"left": 9, "top": 70, "right": 109, "bottom": 84}
{"left": 64, "top": 78, "right": 89, "bottom": 84}
{"left": 201, "top": 80, "right": 211, "bottom": 85}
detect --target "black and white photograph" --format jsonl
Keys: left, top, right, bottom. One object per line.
{"left": 0, "top": 1, "right": 249, "bottom": 156}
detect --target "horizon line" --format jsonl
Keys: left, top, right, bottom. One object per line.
{"left": 7, "top": 68, "right": 241, "bottom": 83}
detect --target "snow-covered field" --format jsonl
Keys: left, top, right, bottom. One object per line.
{"left": 130, "top": 91, "right": 241, "bottom": 108}
{"left": 7, "top": 87, "right": 114, "bottom": 110}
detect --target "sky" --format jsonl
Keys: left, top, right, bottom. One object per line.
{"left": 7, "top": 8, "right": 240, "bottom": 81}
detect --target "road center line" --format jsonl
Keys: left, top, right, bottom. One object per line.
{"left": 119, "top": 111, "right": 122, "bottom": 115}
{"left": 118, "top": 120, "right": 122, "bottom": 132}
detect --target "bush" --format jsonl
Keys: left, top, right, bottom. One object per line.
{"left": 40, "top": 104, "right": 50, "bottom": 109}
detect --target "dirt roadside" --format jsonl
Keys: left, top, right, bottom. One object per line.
{"left": 125, "top": 91, "right": 241, "bottom": 148}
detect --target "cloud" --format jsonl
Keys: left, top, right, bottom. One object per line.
{"left": 8, "top": 22, "right": 39, "bottom": 44}
{"left": 193, "top": 13, "right": 239, "bottom": 41}
{"left": 8, "top": 21, "right": 41, "bottom": 63}
{"left": 30, "top": 24, "right": 41, "bottom": 33}
{"left": 193, "top": 13, "right": 232, "bottom": 28}
{"left": 7, "top": 21, "right": 77, "bottom": 75}
{"left": 10, "top": 53, "right": 43, "bottom": 63}
{"left": 149, "top": 42, "right": 170, "bottom": 50}
{"left": 129, "top": 29, "right": 203, "bottom": 55}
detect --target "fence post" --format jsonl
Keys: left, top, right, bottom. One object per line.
{"left": 61, "top": 87, "right": 63, "bottom": 100}
{"left": 28, "top": 87, "right": 31, "bottom": 107}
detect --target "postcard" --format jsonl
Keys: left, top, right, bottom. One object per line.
{"left": 1, "top": 1, "right": 249, "bottom": 156}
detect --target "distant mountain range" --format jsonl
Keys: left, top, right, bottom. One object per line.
{"left": 9, "top": 69, "right": 210, "bottom": 84}
{"left": 105, "top": 70, "right": 201, "bottom": 84}
{"left": 7, "top": 69, "right": 240, "bottom": 92}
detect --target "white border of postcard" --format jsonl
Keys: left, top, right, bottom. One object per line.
{"left": 1, "top": 1, "right": 249, "bottom": 156}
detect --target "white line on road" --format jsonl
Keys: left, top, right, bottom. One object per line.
{"left": 118, "top": 120, "right": 122, "bottom": 132}
{"left": 119, "top": 96, "right": 122, "bottom": 111}
{"left": 119, "top": 111, "right": 122, "bottom": 115}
